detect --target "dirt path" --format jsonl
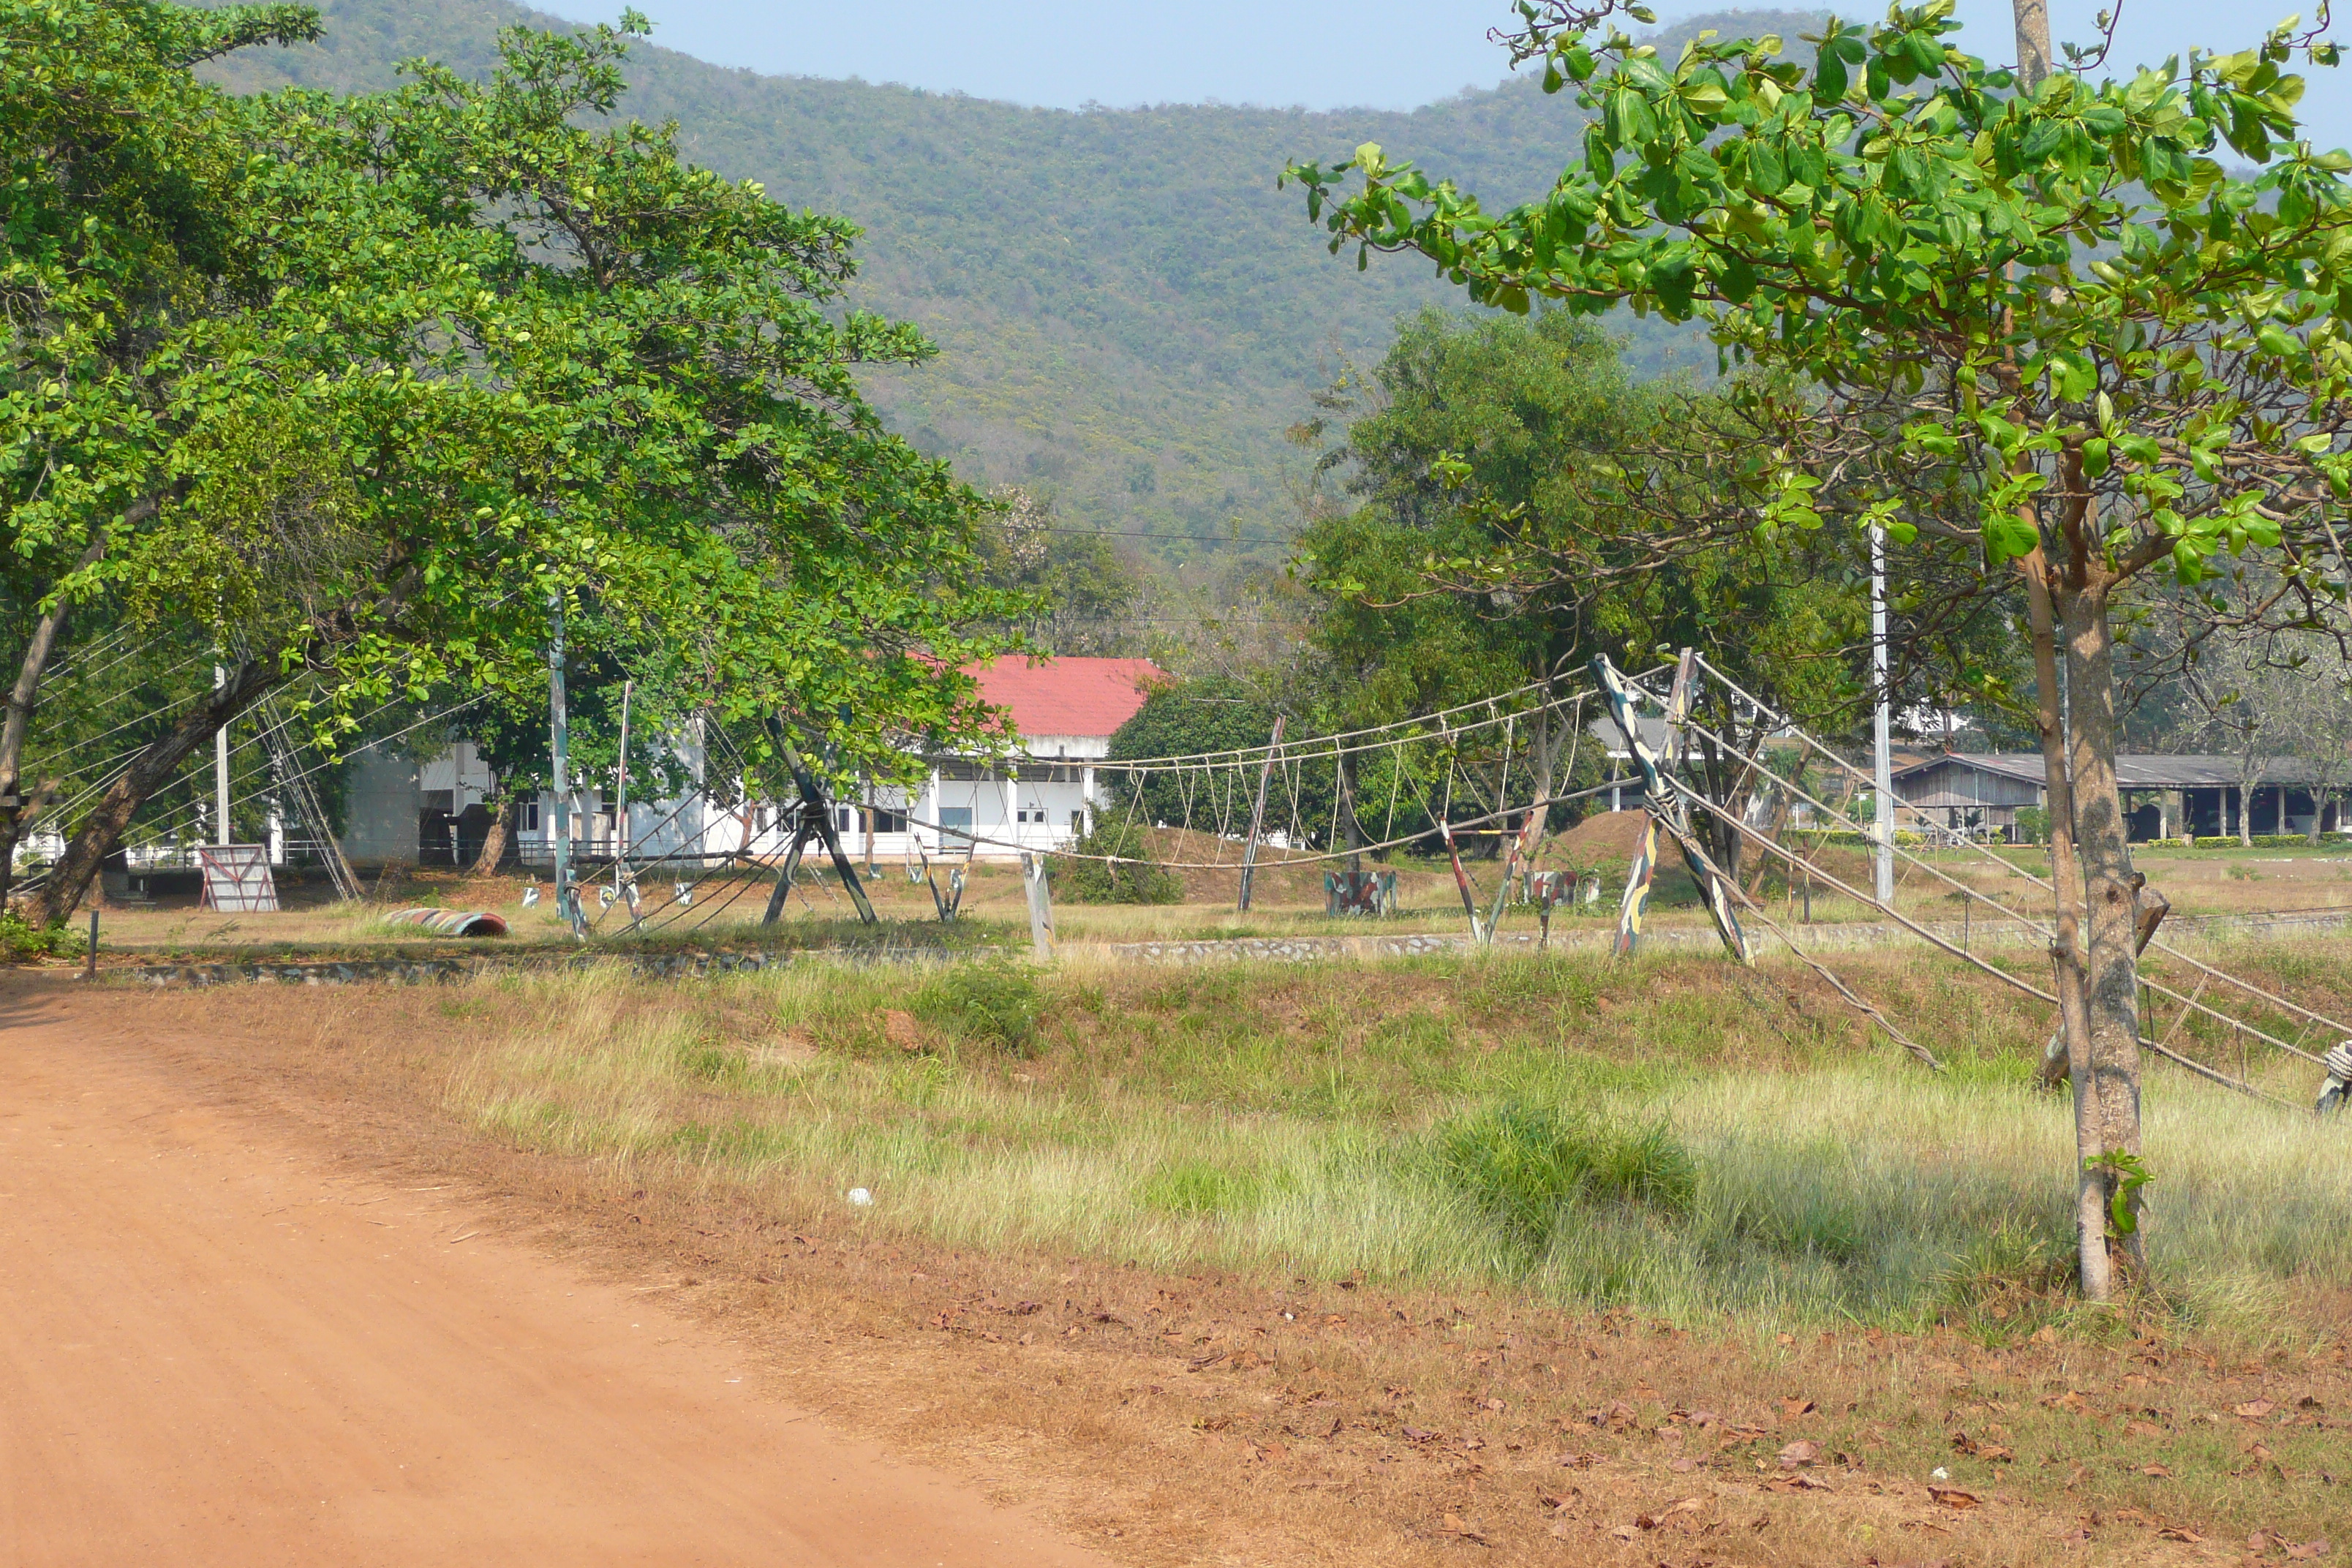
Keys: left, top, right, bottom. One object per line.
{"left": 0, "top": 985, "right": 1110, "bottom": 1567}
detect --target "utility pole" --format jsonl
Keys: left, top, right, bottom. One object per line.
{"left": 549, "top": 594, "right": 584, "bottom": 937}
{"left": 214, "top": 663, "right": 231, "bottom": 845}
{"left": 613, "top": 677, "right": 633, "bottom": 896}
{"left": 1871, "top": 522, "right": 1895, "bottom": 907}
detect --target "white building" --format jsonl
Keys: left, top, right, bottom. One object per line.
{"left": 339, "top": 657, "right": 1166, "bottom": 869}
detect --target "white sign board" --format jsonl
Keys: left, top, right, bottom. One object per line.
{"left": 197, "top": 845, "right": 279, "bottom": 913}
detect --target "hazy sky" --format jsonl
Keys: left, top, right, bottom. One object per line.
{"left": 544, "top": 1, "right": 2351, "bottom": 147}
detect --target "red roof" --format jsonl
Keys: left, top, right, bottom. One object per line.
{"left": 968, "top": 657, "right": 1166, "bottom": 741}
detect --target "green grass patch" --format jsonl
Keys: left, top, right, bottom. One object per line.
{"left": 439, "top": 942, "right": 2352, "bottom": 1337}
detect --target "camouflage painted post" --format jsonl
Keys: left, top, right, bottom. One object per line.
{"left": 1594, "top": 653, "right": 1752, "bottom": 965}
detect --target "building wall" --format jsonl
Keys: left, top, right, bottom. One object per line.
{"left": 1896, "top": 760, "right": 2043, "bottom": 811}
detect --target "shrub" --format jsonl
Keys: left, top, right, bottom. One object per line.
{"left": 913, "top": 954, "right": 1044, "bottom": 1053}
{"left": 0, "top": 910, "right": 81, "bottom": 964}
{"left": 2015, "top": 807, "right": 2048, "bottom": 845}
{"left": 1436, "top": 1101, "right": 1696, "bottom": 1251}
{"left": 1049, "top": 819, "right": 1183, "bottom": 904}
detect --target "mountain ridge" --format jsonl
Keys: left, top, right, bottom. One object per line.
{"left": 202, "top": 1, "right": 1817, "bottom": 565}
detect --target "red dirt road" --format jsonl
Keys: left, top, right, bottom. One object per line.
{"left": 0, "top": 985, "right": 1111, "bottom": 1567}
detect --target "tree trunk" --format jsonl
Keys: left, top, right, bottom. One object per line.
{"left": 1682, "top": 717, "right": 1745, "bottom": 888}
{"left": 470, "top": 797, "right": 512, "bottom": 875}
{"left": 2019, "top": 548, "right": 2113, "bottom": 1300}
{"left": 17, "top": 660, "right": 282, "bottom": 925}
{"left": 0, "top": 532, "right": 114, "bottom": 905}
{"left": 2005, "top": 0, "right": 2139, "bottom": 1295}
{"left": 1521, "top": 704, "right": 1561, "bottom": 866}
{"left": 2059, "top": 578, "right": 2149, "bottom": 1284}
{"left": 2011, "top": 0, "right": 2051, "bottom": 87}
{"left": 1337, "top": 753, "right": 1366, "bottom": 872}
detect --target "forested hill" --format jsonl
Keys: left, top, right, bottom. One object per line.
{"left": 204, "top": 1, "right": 1817, "bottom": 562}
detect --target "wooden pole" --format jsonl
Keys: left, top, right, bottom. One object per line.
{"left": 549, "top": 595, "right": 585, "bottom": 938}
{"left": 763, "top": 734, "right": 875, "bottom": 925}
{"left": 1597, "top": 653, "right": 1751, "bottom": 964}
{"left": 1022, "top": 851, "right": 1055, "bottom": 959}
{"left": 1236, "top": 715, "right": 1284, "bottom": 911}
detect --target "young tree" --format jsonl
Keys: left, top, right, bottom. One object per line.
{"left": 6, "top": 4, "right": 1028, "bottom": 920}
{"left": 1285, "top": 0, "right": 2352, "bottom": 1297}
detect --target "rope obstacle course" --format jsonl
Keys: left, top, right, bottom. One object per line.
{"left": 24, "top": 632, "right": 2348, "bottom": 1115}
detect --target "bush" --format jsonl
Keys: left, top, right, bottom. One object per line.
{"left": 2015, "top": 807, "right": 2048, "bottom": 845}
{"left": 913, "top": 954, "right": 1044, "bottom": 1053}
{"left": 1436, "top": 1101, "right": 1697, "bottom": 1251}
{"left": 1049, "top": 820, "right": 1182, "bottom": 904}
{"left": 0, "top": 910, "right": 82, "bottom": 964}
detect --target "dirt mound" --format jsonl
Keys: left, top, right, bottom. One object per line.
{"left": 1128, "top": 826, "right": 1477, "bottom": 909}
{"left": 1137, "top": 826, "right": 1340, "bottom": 905}
{"left": 1541, "top": 809, "right": 1651, "bottom": 871}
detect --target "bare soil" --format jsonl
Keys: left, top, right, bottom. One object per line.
{"left": 5, "top": 975, "right": 2346, "bottom": 1566}
{"left": 0, "top": 979, "right": 1110, "bottom": 1567}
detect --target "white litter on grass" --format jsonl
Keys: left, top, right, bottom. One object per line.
{"left": 1930, "top": 1466, "right": 1950, "bottom": 1481}
{"left": 845, "top": 1187, "right": 874, "bottom": 1207}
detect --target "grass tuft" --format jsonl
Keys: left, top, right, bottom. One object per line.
{"left": 1436, "top": 1101, "right": 1696, "bottom": 1253}
{"left": 912, "top": 954, "right": 1044, "bottom": 1055}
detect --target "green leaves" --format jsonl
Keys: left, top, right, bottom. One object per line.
{"left": 2047, "top": 352, "right": 2097, "bottom": 403}
{"left": 4, "top": 0, "right": 1030, "bottom": 815}
{"left": 1285, "top": 0, "right": 2352, "bottom": 620}
{"left": 2084, "top": 1150, "right": 2156, "bottom": 1237}
{"left": 1809, "top": 26, "right": 1866, "bottom": 102}
{"left": 1981, "top": 510, "right": 2042, "bottom": 568}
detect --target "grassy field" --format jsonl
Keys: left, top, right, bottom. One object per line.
{"left": 428, "top": 942, "right": 2352, "bottom": 1335}
{"left": 121, "top": 931, "right": 2352, "bottom": 1564}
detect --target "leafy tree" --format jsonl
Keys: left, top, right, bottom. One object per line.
{"left": 1292, "top": 306, "right": 1870, "bottom": 873}
{"left": 0, "top": 0, "right": 325, "bottom": 894}
{"left": 4, "top": 3, "right": 1026, "bottom": 920}
{"left": 1285, "top": 0, "right": 2352, "bottom": 1297}
{"left": 1048, "top": 819, "right": 1183, "bottom": 903}
{"left": 1101, "top": 673, "right": 1281, "bottom": 832}
{"left": 976, "top": 486, "right": 1145, "bottom": 656}
{"left": 197, "top": 0, "right": 1775, "bottom": 559}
